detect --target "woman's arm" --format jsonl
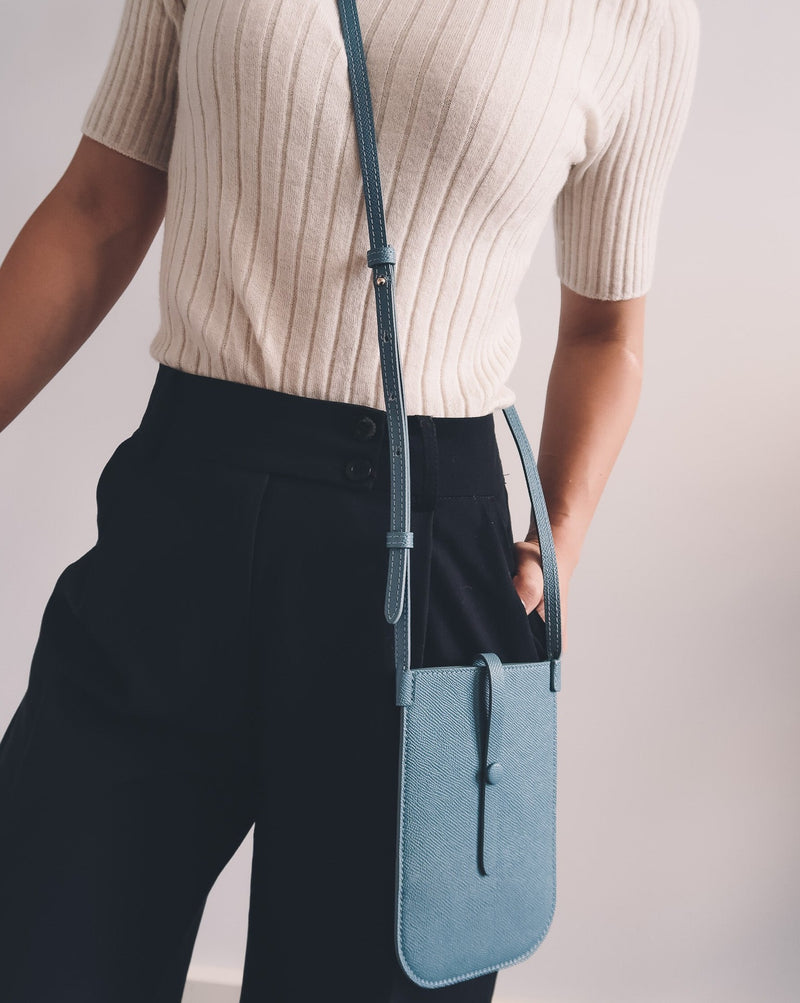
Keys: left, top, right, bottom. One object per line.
{"left": 513, "top": 283, "right": 646, "bottom": 650}
{"left": 0, "top": 136, "right": 168, "bottom": 435}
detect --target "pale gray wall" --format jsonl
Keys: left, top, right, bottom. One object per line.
{"left": 1, "top": 2, "right": 798, "bottom": 1001}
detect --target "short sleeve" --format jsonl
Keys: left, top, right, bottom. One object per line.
{"left": 80, "top": 0, "right": 183, "bottom": 173}
{"left": 553, "top": 0, "right": 701, "bottom": 301}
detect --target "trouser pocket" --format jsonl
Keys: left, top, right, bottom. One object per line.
{"left": 415, "top": 493, "right": 548, "bottom": 669}
{"left": 93, "top": 429, "right": 148, "bottom": 538}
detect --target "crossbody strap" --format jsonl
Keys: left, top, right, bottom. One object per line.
{"left": 337, "top": 0, "right": 562, "bottom": 701}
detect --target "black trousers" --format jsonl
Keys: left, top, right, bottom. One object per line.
{"left": 0, "top": 363, "right": 548, "bottom": 1002}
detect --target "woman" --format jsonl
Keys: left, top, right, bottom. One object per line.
{"left": 0, "top": 0, "right": 700, "bottom": 1000}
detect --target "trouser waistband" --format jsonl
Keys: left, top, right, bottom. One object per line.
{"left": 136, "top": 364, "right": 507, "bottom": 508}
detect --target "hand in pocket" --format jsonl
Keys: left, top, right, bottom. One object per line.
{"left": 512, "top": 538, "right": 571, "bottom": 654}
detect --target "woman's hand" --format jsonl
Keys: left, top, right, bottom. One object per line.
{"left": 511, "top": 537, "right": 572, "bottom": 653}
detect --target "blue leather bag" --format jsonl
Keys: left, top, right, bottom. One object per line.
{"left": 337, "top": 0, "right": 564, "bottom": 989}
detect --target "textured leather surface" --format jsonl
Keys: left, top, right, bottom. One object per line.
{"left": 337, "top": 0, "right": 562, "bottom": 987}
{"left": 397, "top": 653, "right": 557, "bottom": 987}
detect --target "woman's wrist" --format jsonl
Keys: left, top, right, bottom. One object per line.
{"left": 523, "top": 519, "right": 582, "bottom": 579}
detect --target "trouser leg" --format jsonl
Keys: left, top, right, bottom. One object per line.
{"left": 0, "top": 406, "right": 268, "bottom": 1002}
{"left": 0, "top": 560, "right": 258, "bottom": 1003}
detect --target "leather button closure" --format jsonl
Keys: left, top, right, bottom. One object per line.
{"left": 344, "top": 457, "right": 373, "bottom": 481}
{"left": 485, "top": 762, "right": 503, "bottom": 785}
{"left": 353, "top": 414, "right": 377, "bottom": 440}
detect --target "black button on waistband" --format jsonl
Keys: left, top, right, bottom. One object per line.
{"left": 344, "top": 457, "right": 374, "bottom": 481}
{"left": 353, "top": 414, "right": 377, "bottom": 440}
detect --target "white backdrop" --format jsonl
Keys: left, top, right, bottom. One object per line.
{"left": 1, "top": 1, "right": 798, "bottom": 1001}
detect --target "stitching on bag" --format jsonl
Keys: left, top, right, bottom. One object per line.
{"left": 398, "top": 705, "right": 410, "bottom": 975}
{"left": 409, "top": 661, "right": 547, "bottom": 676}
{"left": 397, "top": 679, "right": 558, "bottom": 987}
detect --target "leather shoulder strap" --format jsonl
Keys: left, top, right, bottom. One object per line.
{"left": 336, "top": 0, "right": 562, "bottom": 699}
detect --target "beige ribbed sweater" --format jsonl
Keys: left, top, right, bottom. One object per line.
{"left": 81, "top": 0, "right": 700, "bottom": 418}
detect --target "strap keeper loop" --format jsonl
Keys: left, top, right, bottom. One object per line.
{"left": 367, "top": 244, "right": 396, "bottom": 267}
{"left": 386, "top": 530, "right": 414, "bottom": 549}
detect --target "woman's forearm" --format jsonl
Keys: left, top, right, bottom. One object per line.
{"left": 531, "top": 329, "right": 644, "bottom": 576}
{"left": 0, "top": 166, "right": 164, "bottom": 436}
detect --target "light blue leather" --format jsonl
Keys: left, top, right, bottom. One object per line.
{"left": 337, "top": 0, "right": 562, "bottom": 988}
{"left": 398, "top": 653, "right": 557, "bottom": 985}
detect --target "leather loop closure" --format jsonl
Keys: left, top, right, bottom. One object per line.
{"left": 474, "top": 652, "right": 506, "bottom": 875}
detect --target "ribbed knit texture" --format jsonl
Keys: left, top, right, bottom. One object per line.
{"left": 81, "top": 0, "right": 700, "bottom": 417}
